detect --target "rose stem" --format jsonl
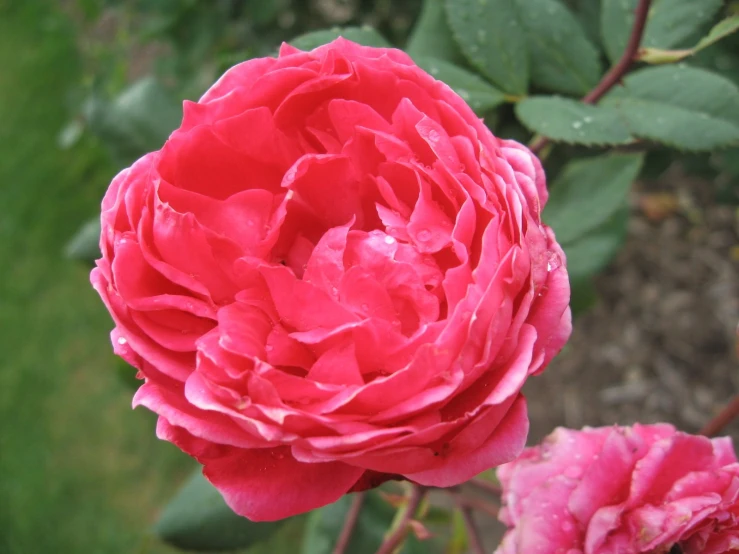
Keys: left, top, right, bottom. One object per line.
{"left": 469, "top": 477, "right": 502, "bottom": 496}
{"left": 332, "top": 491, "right": 366, "bottom": 554}
{"left": 376, "top": 485, "right": 427, "bottom": 554}
{"left": 452, "top": 493, "right": 499, "bottom": 519}
{"left": 457, "top": 503, "right": 486, "bottom": 554}
{"left": 530, "top": 0, "right": 653, "bottom": 155}
{"left": 700, "top": 395, "right": 739, "bottom": 437}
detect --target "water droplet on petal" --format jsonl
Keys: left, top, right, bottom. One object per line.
{"left": 384, "top": 235, "right": 396, "bottom": 245}
{"left": 546, "top": 251, "right": 562, "bottom": 272}
{"left": 428, "top": 129, "right": 440, "bottom": 143}
{"left": 117, "top": 337, "right": 127, "bottom": 345}
{"left": 265, "top": 344, "right": 274, "bottom": 352}
{"left": 417, "top": 229, "right": 432, "bottom": 242}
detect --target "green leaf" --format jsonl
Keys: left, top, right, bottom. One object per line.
{"left": 84, "top": 77, "right": 182, "bottom": 164}
{"left": 64, "top": 217, "right": 100, "bottom": 263}
{"left": 563, "top": 207, "right": 630, "bottom": 281}
{"left": 301, "top": 492, "right": 395, "bottom": 554}
{"left": 514, "top": 0, "right": 602, "bottom": 95}
{"left": 544, "top": 152, "right": 644, "bottom": 244}
{"left": 515, "top": 97, "right": 632, "bottom": 146}
{"left": 603, "top": 65, "right": 739, "bottom": 151}
{"left": 154, "top": 469, "right": 288, "bottom": 552}
{"left": 601, "top": 0, "right": 723, "bottom": 64}
{"left": 638, "top": 15, "right": 739, "bottom": 63}
{"left": 445, "top": 0, "right": 529, "bottom": 95}
{"left": 416, "top": 57, "right": 506, "bottom": 114}
{"left": 568, "top": 0, "right": 602, "bottom": 46}
{"left": 406, "top": 0, "right": 465, "bottom": 64}
{"left": 289, "top": 26, "right": 391, "bottom": 51}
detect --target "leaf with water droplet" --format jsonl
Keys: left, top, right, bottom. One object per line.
{"left": 513, "top": 0, "right": 601, "bottom": 95}
{"left": 445, "top": 0, "right": 529, "bottom": 94}
{"left": 416, "top": 57, "right": 506, "bottom": 114}
{"left": 602, "top": 65, "right": 739, "bottom": 151}
{"left": 406, "top": 0, "right": 466, "bottom": 64}
{"left": 516, "top": 96, "right": 632, "bottom": 146}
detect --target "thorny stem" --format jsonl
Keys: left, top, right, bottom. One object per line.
{"left": 530, "top": 0, "right": 653, "bottom": 155}
{"left": 376, "top": 485, "right": 427, "bottom": 554}
{"left": 332, "top": 492, "right": 366, "bottom": 554}
{"left": 701, "top": 395, "right": 739, "bottom": 437}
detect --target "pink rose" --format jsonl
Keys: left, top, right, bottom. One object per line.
{"left": 497, "top": 424, "right": 739, "bottom": 554}
{"left": 91, "top": 38, "right": 570, "bottom": 521}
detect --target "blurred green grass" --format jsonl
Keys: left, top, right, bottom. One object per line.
{"left": 0, "top": 2, "right": 191, "bottom": 552}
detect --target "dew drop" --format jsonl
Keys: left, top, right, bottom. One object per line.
{"left": 546, "top": 251, "right": 562, "bottom": 272}
{"left": 117, "top": 336, "right": 127, "bottom": 345}
{"left": 428, "top": 129, "right": 441, "bottom": 142}
{"left": 265, "top": 344, "right": 274, "bottom": 352}
{"left": 583, "top": 116, "right": 593, "bottom": 123}
{"left": 572, "top": 121, "right": 583, "bottom": 129}
{"left": 384, "top": 235, "right": 396, "bottom": 245}
{"left": 417, "top": 229, "right": 432, "bottom": 242}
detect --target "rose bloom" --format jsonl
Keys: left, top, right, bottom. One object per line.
{"left": 91, "top": 38, "right": 571, "bottom": 521}
{"left": 496, "top": 424, "right": 739, "bottom": 554}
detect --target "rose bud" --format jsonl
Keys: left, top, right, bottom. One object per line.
{"left": 91, "top": 38, "right": 571, "bottom": 521}
{"left": 496, "top": 424, "right": 739, "bottom": 554}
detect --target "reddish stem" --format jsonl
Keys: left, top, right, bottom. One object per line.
{"left": 458, "top": 505, "right": 486, "bottom": 554}
{"left": 332, "top": 492, "right": 366, "bottom": 554}
{"left": 470, "top": 477, "right": 502, "bottom": 496}
{"left": 376, "top": 486, "right": 427, "bottom": 554}
{"left": 454, "top": 495, "right": 499, "bottom": 519}
{"left": 701, "top": 395, "right": 739, "bottom": 437}
{"left": 530, "top": 0, "right": 653, "bottom": 155}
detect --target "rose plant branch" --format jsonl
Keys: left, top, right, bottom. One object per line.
{"left": 469, "top": 477, "right": 502, "bottom": 496}
{"left": 530, "top": 0, "right": 653, "bottom": 155}
{"left": 457, "top": 504, "right": 486, "bottom": 554}
{"left": 450, "top": 492, "right": 499, "bottom": 519}
{"left": 332, "top": 491, "right": 366, "bottom": 554}
{"left": 701, "top": 394, "right": 739, "bottom": 437}
{"left": 375, "top": 485, "right": 427, "bottom": 554}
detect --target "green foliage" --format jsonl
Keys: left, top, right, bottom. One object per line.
{"left": 445, "top": 0, "right": 529, "bottom": 95}
{"left": 544, "top": 152, "right": 644, "bottom": 244}
{"left": 601, "top": 0, "right": 723, "bottom": 63}
{"left": 638, "top": 15, "right": 739, "bottom": 64}
{"left": 603, "top": 65, "right": 739, "bottom": 151}
{"left": 288, "top": 27, "right": 391, "bottom": 51}
{"left": 64, "top": 217, "right": 101, "bottom": 263}
{"left": 514, "top": 0, "right": 602, "bottom": 94}
{"left": 84, "top": 77, "right": 181, "bottom": 164}
{"left": 416, "top": 57, "right": 506, "bottom": 114}
{"left": 154, "top": 469, "right": 293, "bottom": 552}
{"left": 545, "top": 153, "right": 644, "bottom": 313}
{"left": 516, "top": 97, "right": 632, "bottom": 146}
{"left": 406, "top": 0, "right": 465, "bottom": 64}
